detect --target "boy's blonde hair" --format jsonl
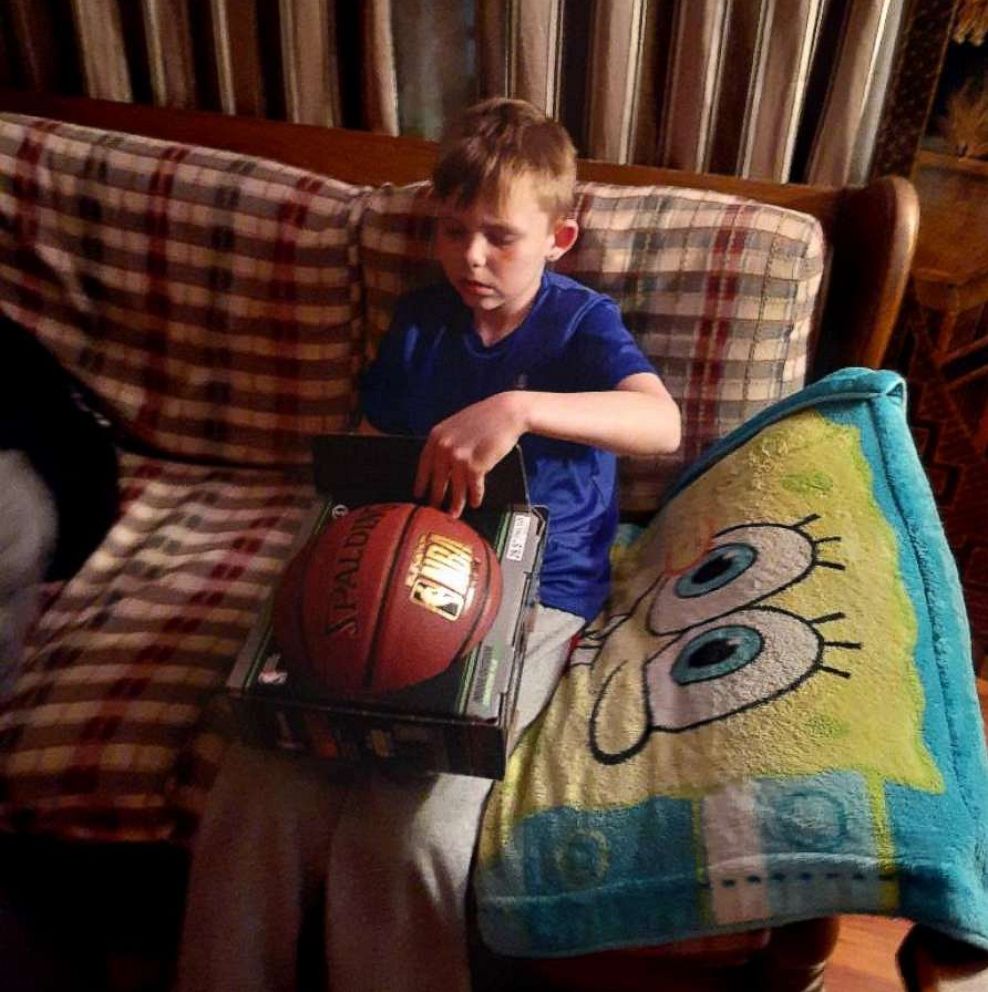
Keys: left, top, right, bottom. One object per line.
{"left": 432, "top": 97, "right": 577, "bottom": 221}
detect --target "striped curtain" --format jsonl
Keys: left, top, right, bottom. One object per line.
{"left": 0, "top": 0, "right": 910, "bottom": 184}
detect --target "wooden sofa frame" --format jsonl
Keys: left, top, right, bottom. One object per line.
{"left": 0, "top": 89, "right": 918, "bottom": 386}
{"left": 0, "top": 88, "right": 959, "bottom": 992}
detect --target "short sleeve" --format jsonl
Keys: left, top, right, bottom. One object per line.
{"left": 568, "top": 299, "right": 658, "bottom": 392}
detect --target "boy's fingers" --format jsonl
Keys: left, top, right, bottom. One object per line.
{"left": 468, "top": 472, "right": 484, "bottom": 509}
{"left": 413, "top": 443, "right": 432, "bottom": 500}
{"left": 428, "top": 460, "right": 449, "bottom": 510}
{"left": 447, "top": 465, "right": 468, "bottom": 519}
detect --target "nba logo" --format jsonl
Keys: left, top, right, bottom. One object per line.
{"left": 411, "top": 577, "right": 465, "bottom": 620}
{"left": 406, "top": 532, "right": 479, "bottom": 621}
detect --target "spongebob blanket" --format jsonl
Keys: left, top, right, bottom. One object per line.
{"left": 475, "top": 368, "right": 988, "bottom": 957}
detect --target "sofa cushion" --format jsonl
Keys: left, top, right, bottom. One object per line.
{"left": 0, "top": 114, "right": 365, "bottom": 466}
{"left": 474, "top": 368, "right": 988, "bottom": 956}
{"left": 358, "top": 180, "right": 823, "bottom": 511}
{"left": 0, "top": 452, "right": 313, "bottom": 842}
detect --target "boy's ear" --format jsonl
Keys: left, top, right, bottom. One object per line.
{"left": 548, "top": 219, "right": 579, "bottom": 260}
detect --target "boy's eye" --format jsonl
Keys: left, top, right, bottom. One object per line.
{"left": 439, "top": 221, "right": 466, "bottom": 239}
{"left": 488, "top": 233, "right": 517, "bottom": 248}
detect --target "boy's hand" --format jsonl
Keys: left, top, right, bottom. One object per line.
{"left": 414, "top": 393, "right": 526, "bottom": 518}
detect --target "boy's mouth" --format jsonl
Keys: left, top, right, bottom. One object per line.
{"left": 460, "top": 278, "right": 495, "bottom": 296}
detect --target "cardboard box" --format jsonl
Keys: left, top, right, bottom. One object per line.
{"left": 224, "top": 435, "right": 544, "bottom": 779}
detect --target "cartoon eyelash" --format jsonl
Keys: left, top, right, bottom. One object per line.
{"left": 810, "top": 612, "right": 845, "bottom": 624}
{"left": 793, "top": 516, "right": 846, "bottom": 572}
{"left": 808, "top": 610, "right": 860, "bottom": 678}
{"left": 819, "top": 638, "right": 861, "bottom": 679}
{"left": 793, "top": 513, "right": 821, "bottom": 528}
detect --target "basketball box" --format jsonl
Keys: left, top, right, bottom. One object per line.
{"left": 224, "top": 434, "right": 546, "bottom": 779}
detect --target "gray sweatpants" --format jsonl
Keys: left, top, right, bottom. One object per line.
{"left": 176, "top": 605, "right": 583, "bottom": 992}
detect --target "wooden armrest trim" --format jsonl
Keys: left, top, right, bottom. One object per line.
{"left": 814, "top": 175, "right": 919, "bottom": 375}
{"left": 898, "top": 925, "right": 988, "bottom": 992}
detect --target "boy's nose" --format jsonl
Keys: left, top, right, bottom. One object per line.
{"left": 465, "top": 234, "right": 486, "bottom": 268}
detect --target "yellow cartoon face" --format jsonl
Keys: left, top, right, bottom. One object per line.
{"left": 483, "top": 409, "right": 943, "bottom": 855}
{"left": 588, "top": 515, "right": 857, "bottom": 762}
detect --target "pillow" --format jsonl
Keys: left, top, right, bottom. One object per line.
{"left": 475, "top": 368, "right": 988, "bottom": 956}
{"left": 562, "top": 182, "right": 823, "bottom": 511}
{"left": 0, "top": 114, "right": 365, "bottom": 465}
{"left": 358, "top": 180, "right": 824, "bottom": 511}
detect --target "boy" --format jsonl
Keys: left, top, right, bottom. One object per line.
{"left": 176, "top": 98, "right": 680, "bottom": 992}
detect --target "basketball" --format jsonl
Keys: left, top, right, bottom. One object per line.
{"left": 273, "top": 502, "right": 502, "bottom": 697}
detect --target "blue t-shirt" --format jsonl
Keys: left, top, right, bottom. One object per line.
{"left": 360, "top": 271, "right": 656, "bottom": 621}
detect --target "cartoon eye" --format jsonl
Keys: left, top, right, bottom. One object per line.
{"left": 673, "top": 544, "right": 757, "bottom": 598}
{"left": 648, "top": 522, "right": 834, "bottom": 635}
{"left": 645, "top": 607, "right": 822, "bottom": 731}
{"left": 670, "top": 624, "right": 763, "bottom": 685}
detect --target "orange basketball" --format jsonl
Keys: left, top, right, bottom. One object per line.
{"left": 273, "top": 502, "right": 502, "bottom": 697}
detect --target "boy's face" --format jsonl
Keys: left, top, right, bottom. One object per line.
{"left": 435, "top": 174, "right": 577, "bottom": 336}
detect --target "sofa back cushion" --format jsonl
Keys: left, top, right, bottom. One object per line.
{"left": 0, "top": 115, "right": 364, "bottom": 465}
{"left": 358, "top": 181, "right": 824, "bottom": 511}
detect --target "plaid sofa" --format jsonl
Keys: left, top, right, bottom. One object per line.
{"left": 0, "top": 114, "right": 823, "bottom": 844}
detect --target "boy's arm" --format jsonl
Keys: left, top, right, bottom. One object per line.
{"left": 415, "top": 373, "right": 681, "bottom": 518}
{"left": 519, "top": 372, "right": 680, "bottom": 454}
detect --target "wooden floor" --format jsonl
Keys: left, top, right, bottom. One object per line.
{"left": 828, "top": 915, "right": 912, "bottom": 992}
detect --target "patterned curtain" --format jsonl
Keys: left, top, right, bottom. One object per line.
{"left": 0, "top": 0, "right": 910, "bottom": 183}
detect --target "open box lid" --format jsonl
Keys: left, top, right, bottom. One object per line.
{"left": 310, "top": 434, "right": 530, "bottom": 509}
